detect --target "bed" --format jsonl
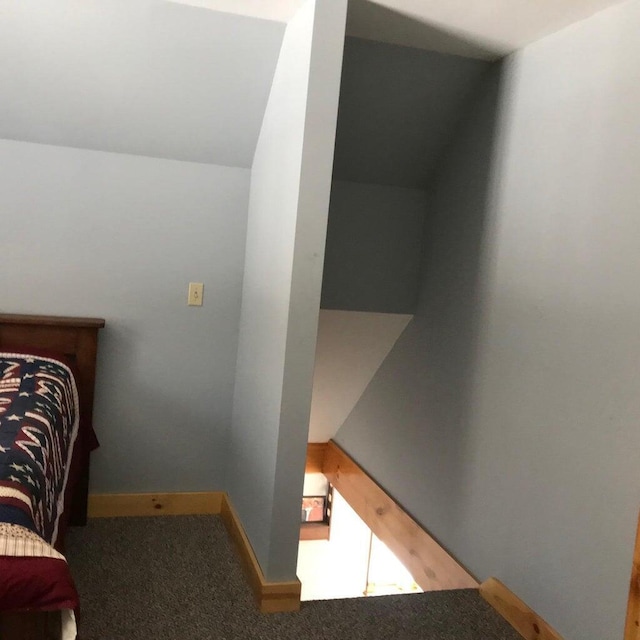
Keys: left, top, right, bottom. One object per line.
{"left": 0, "top": 314, "right": 105, "bottom": 640}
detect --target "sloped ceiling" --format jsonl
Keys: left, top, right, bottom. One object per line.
{"left": 344, "top": 0, "right": 630, "bottom": 59}
{"left": 332, "top": 37, "right": 491, "bottom": 188}
{"left": 170, "top": 0, "right": 627, "bottom": 59}
{"left": 2, "top": 0, "right": 626, "bottom": 170}
{"left": 0, "top": 0, "right": 284, "bottom": 167}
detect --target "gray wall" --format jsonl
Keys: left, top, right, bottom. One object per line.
{"left": 332, "top": 37, "right": 490, "bottom": 188}
{"left": 308, "top": 310, "right": 412, "bottom": 442}
{"left": 323, "top": 39, "right": 492, "bottom": 314}
{"left": 336, "top": 1, "right": 640, "bottom": 638}
{"left": 0, "top": 138, "right": 250, "bottom": 492}
{"left": 228, "top": 0, "right": 347, "bottom": 581}
{"left": 335, "top": 65, "right": 502, "bottom": 554}
{"left": 321, "top": 181, "right": 429, "bottom": 313}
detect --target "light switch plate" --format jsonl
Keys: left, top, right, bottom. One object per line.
{"left": 188, "top": 282, "right": 204, "bottom": 306}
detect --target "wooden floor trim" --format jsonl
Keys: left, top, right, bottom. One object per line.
{"left": 625, "top": 509, "right": 640, "bottom": 640}
{"left": 480, "top": 577, "right": 563, "bottom": 640}
{"left": 87, "top": 490, "right": 300, "bottom": 613}
{"left": 220, "top": 495, "right": 301, "bottom": 613}
{"left": 87, "top": 491, "right": 223, "bottom": 518}
{"left": 322, "top": 440, "right": 477, "bottom": 591}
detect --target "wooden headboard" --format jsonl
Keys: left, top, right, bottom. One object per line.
{"left": 0, "top": 313, "right": 106, "bottom": 524}
{"left": 0, "top": 314, "right": 105, "bottom": 423}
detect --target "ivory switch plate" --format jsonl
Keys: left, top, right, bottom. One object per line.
{"left": 188, "top": 282, "right": 204, "bottom": 306}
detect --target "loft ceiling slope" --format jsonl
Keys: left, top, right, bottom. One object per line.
{"left": 0, "top": 0, "right": 284, "bottom": 167}
{"left": 346, "top": 0, "right": 503, "bottom": 60}
{"left": 163, "top": 0, "right": 305, "bottom": 22}
{"left": 172, "top": 0, "right": 630, "bottom": 58}
{"left": 346, "top": 0, "right": 630, "bottom": 57}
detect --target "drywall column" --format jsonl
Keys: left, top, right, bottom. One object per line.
{"left": 228, "top": 0, "right": 347, "bottom": 581}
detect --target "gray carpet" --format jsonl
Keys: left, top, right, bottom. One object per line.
{"left": 66, "top": 515, "right": 521, "bottom": 640}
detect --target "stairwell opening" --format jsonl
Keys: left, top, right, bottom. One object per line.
{"left": 297, "top": 484, "right": 422, "bottom": 601}
{"left": 301, "top": 10, "right": 502, "bottom": 605}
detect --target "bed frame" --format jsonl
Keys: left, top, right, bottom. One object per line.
{"left": 0, "top": 313, "right": 105, "bottom": 640}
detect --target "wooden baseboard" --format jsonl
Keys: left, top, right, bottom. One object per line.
{"left": 87, "top": 491, "right": 223, "bottom": 518}
{"left": 625, "top": 509, "right": 640, "bottom": 640}
{"left": 480, "top": 577, "right": 563, "bottom": 640}
{"left": 323, "top": 440, "right": 477, "bottom": 591}
{"left": 220, "top": 495, "right": 301, "bottom": 613}
{"left": 86, "top": 490, "right": 300, "bottom": 613}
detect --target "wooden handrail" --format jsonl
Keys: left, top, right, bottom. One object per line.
{"left": 625, "top": 509, "right": 640, "bottom": 640}
{"left": 322, "top": 440, "right": 478, "bottom": 591}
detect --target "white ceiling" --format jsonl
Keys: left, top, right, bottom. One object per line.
{"left": 172, "top": 0, "right": 628, "bottom": 58}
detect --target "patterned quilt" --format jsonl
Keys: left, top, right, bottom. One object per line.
{"left": 0, "top": 352, "right": 81, "bottom": 628}
{"left": 0, "top": 352, "right": 80, "bottom": 545}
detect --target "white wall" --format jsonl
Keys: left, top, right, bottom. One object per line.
{"left": 0, "top": 139, "right": 250, "bottom": 492}
{"left": 228, "top": 0, "right": 347, "bottom": 581}
{"left": 297, "top": 489, "right": 420, "bottom": 601}
{"left": 297, "top": 490, "right": 371, "bottom": 601}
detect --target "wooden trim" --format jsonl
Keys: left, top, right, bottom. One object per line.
{"left": 479, "top": 577, "right": 563, "bottom": 640}
{"left": 0, "top": 313, "right": 105, "bottom": 329}
{"left": 300, "top": 522, "right": 330, "bottom": 541}
{"left": 305, "top": 442, "right": 328, "bottom": 473}
{"left": 625, "top": 509, "right": 640, "bottom": 640}
{"left": 323, "top": 440, "right": 478, "bottom": 591}
{"left": 220, "top": 495, "right": 301, "bottom": 613}
{"left": 0, "top": 611, "right": 61, "bottom": 640}
{"left": 88, "top": 492, "right": 223, "bottom": 517}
